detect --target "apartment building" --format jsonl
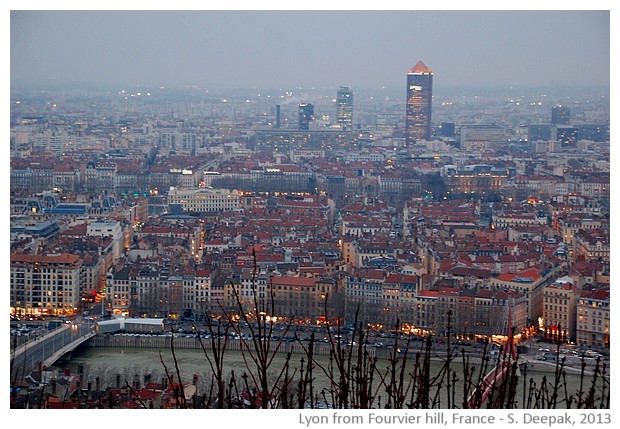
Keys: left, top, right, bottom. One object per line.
{"left": 576, "top": 287, "right": 610, "bottom": 349}
{"left": 10, "top": 253, "right": 84, "bottom": 317}
{"left": 167, "top": 187, "right": 242, "bottom": 212}
{"left": 541, "top": 278, "right": 579, "bottom": 342}
{"left": 225, "top": 273, "right": 342, "bottom": 324}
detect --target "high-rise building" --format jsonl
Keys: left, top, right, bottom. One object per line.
{"left": 336, "top": 86, "right": 353, "bottom": 130}
{"left": 405, "top": 60, "right": 433, "bottom": 145}
{"left": 275, "top": 104, "right": 281, "bottom": 129}
{"left": 298, "top": 103, "right": 314, "bottom": 131}
{"left": 551, "top": 104, "right": 570, "bottom": 125}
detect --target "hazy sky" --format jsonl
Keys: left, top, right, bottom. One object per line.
{"left": 8, "top": 7, "right": 612, "bottom": 90}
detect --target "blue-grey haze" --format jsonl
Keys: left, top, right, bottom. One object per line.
{"left": 10, "top": 10, "right": 610, "bottom": 91}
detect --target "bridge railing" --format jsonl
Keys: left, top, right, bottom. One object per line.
{"left": 10, "top": 321, "right": 96, "bottom": 380}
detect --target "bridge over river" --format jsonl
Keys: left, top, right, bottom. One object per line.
{"left": 10, "top": 321, "right": 96, "bottom": 381}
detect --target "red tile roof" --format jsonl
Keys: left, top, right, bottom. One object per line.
{"left": 11, "top": 253, "right": 81, "bottom": 264}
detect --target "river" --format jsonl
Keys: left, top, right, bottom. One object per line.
{"left": 60, "top": 343, "right": 609, "bottom": 409}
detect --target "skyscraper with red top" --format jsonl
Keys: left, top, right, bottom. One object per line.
{"left": 405, "top": 60, "right": 433, "bottom": 145}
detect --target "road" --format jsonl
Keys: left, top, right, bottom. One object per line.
{"left": 10, "top": 319, "right": 96, "bottom": 380}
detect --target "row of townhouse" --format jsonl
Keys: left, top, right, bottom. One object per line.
{"left": 341, "top": 237, "right": 397, "bottom": 269}
{"left": 503, "top": 172, "right": 609, "bottom": 202}
{"left": 11, "top": 248, "right": 608, "bottom": 349}
{"left": 343, "top": 268, "right": 529, "bottom": 338}
{"left": 341, "top": 264, "right": 608, "bottom": 347}
{"left": 10, "top": 156, "right": 210, "bottom": 194}
{"left": 401, "top": 199, "right": 609, "bottom": 343}
{"left": 105, "top": 259, "right": 218, "bottom": 317}
{"left": 105, "top": 262, "right": 343, "bottom": 323}
{"left": 339, "top": 213, "right": 393, "bottom": 237}
{"left": 104, "top": 263, "right": 218, "bottom": 319}
{"left": 210, "top": 164, "right": 315, "bottom": 194}
{"left": 548, "top": 194, "right": 603, "bottom": 218}
{"left": 492, "top": 209, "right": 548, "bottom": 229}
{"left": 223, "top": 271, "right": 342, "bottom": 324}
{"left": 407, "top": 196, "right": 609, "bottom": 272}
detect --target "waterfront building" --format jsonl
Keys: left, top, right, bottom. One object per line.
{"left": 412, "top": 290, "right": 439, "bottom": 334}
{"left": 405, "top": 60, "right": 433, "bottom": 145}
{"left": 225, "top": 271, "right": 341, "bottom": 324}
{"left": 576, "top": 286, "right": 610, "bottom": 349}
{"left": 413, "top": 288, "right": 528, "bottom": 339}
{"left": 193, "top": 268, "right": 213, "bottom": 318}
{"left": 344, "top": 269, "right": 386, "bottom": 324}
{"left": 104, "top": 266, "right": 132, "bottom": 315}
{"left": 541, "top": 277, "right": 578, "bottom": 343}
{"left": 10, "top": 253, "right": 84, "bottom": 317}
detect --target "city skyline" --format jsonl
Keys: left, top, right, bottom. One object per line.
{"left": 9, "top": 8, "right": 611, "bottom": 91}
{"left": 6, "top": 2, "right": 614, "bottom": 416}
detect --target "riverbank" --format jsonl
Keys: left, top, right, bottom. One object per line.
{"left": 86, "top": 332, "right": 380, "bottom": 359}
{"left": 57, "top": 335, "right": 610, "bottom": 409}
{"left": 84, "top": 333, "right": 609, "bottom": 376}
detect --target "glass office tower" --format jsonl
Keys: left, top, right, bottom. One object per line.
{"left": 405, "top": 60, "right": 433, "bottom": 145}
{"left": 336, "top": 86, "right": 353, "bottom": 130}
{"left": 298, "top": 103, "right": 314, "bottom": 130}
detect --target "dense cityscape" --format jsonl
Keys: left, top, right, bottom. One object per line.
{"left": 9, "top": 59, "right": 610, "bottom": 408}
